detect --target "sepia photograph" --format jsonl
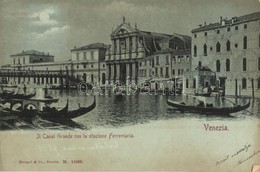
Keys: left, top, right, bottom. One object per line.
{"left": 0, "top": 0, "right": 259, "bottom": 171}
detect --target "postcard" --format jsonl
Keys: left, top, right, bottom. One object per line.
{"left": 0, "top": 0, "right": 259, "bottom": 171}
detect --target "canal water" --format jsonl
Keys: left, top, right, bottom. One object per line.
{"left": 39, "top": 88, "right": 260, "bottom": 129}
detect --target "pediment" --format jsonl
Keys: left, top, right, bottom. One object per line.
{"left": 111, "top": 23, "right": 137, "bottom": 36}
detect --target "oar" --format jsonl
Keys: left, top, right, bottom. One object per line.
{"left": 224, "top": 97, "right": 253, "bottom": 114}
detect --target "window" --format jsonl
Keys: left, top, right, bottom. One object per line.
{"left": 83, "top": 52, "right": 86, "bottom": 60}
{"left": 194, "top": 34, "right": 197, "bottom": 38}
{"left": 227, "top": 27, "right": 230, "bottom": 32}
{"left": 242, "top": 78, "right": 247, "bottom": 89}
{"left": 243, "top": 58, "right": 247, "bottom": 71}
{"left": 204, "top": 32, "right": 207, "bottom": 36}
{"left": 198, "top": 61, "right": 202, "bottom": 67}
{"left": 83, "top": 64, "right": 86, "bottom": 68}
{"left": 243, "top": 36, "right": 247, "bottom": 49}
{"left": 156, "top": 56, "right": 159, "bottom": 65}
{"left": 166, "top": 67, "right": 169, "bottom": 77}
{"left": 193, "top": 78, "right": 196, "bottom": 88}
{"left": 216, "top": 42, "right": 221, "bottom": 52}
{"left": 259, "top": 35, "right": 260, "bottom": 47}
{"left": 258, "top": 78, "right": 260, "bottom": 89}
{"left": 18, "top": 58, "right": 20, "bottom": 64}
{"left": 77, "top": 65, "right": 79, "bottom": 69}
{"left": 226, "top": 59, "right": 230, "bottom": 72}
{"left": 155, "top": 68, "right": 158, "bottom": 76}
{"left": 178, "top": 69, "right": 180, "bottom": 75}
{"left": 139, "top": 62, "right": 142, "bottom": 66}
{"left": 186, "top": 78, "right": 189, "bottom": 88}
{"left": 217, "top": 30, "right": 220, "bottom": 34}
{"left": 76, "top": 53, "right": 79, "bottom": 61}
{"left": 172, "top": 69, "right": 175, "bottom": 75}
{"left": 160, "top": 67, "right": 163, "bottom": 76}
{"left": 23, "top": 57, "right": 25, "bottom": 64}
{"left": 203, "top": 44, "right": 207, "bottom": 56}
{"left": 91, "top": 65, "right": 94, "bottom": 68}
{"left": 91, "top": 51, "right": 94, "bottom": 60}
{"left": 103, "top": 64, "right": 105, "bottom": 68}
{"left": 166, "top": 55, "right": 169, "bottom": 65}
{"left": 235, "top": 26, "right": 238, "bottom": 30}
{"left": 193, "top": 45, "right": 197, "bottom": 56}
{"left": 216, "top": 60, "right": 221, "bottom": 72}
{"left": 244, "top": 24, "right": 247, "bottom": 29}
{"left": 13, "top": 59, "right": 15, "bottom": 65}
{"left": 226, "top": 40, "right": 230, "bottom": 51}
{"left": 258, "top": 57, "right": 260, "bottom": 71}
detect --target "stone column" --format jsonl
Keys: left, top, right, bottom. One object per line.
{"left": 116, "top": 64, "right": 120, "bottom": 82}
{"left": 111, "top": 64, "right": 114, "bottom": 83}
{"left": 132, "top": 62, "right": 135, "bottom": 83}
{"left": 126, "top": 63, "right": 130, "bottom": 79}
{"left": 116, "top": 39, "right": 120, "bottom": 54}
{"left": 132, "top": 36, "right": 136, "bottom": 52}
{"left": 106, "top": 64, "right": 110, "bottom": 81}
{"left": 111, "top": 39, "right": 115, "bottom": 54}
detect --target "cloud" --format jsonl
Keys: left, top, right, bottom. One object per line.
{"left": 30, "top": 25, "right": 69, "bottom": 39}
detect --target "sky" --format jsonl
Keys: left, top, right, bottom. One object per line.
{"left": 0, "top": 0, "right": 259, "bottom": 65}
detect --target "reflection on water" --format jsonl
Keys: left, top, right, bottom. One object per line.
{"left": 0, "top": 88, "right": 259, "bottom": 130}
{"left": 48, "top": 89, "right": 260, "bottom": 129}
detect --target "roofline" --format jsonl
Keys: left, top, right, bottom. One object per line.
{"left": 191, "top": 12, "right": 260, "bottom": 33}
{"left": 10, "top": 54, "right": 54, "bottom": 57}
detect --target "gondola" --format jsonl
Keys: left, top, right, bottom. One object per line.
{"left": 37, "top": 97, "right": 96, "bottom": 121}
{"left": 0, "top": 91, "right": 36, "bottom": 100}
{"left": 166, "top": 99, "right": 250, "bottom": 115}
{"left": 0, "top": 91, "right": 15, "bottom": 99}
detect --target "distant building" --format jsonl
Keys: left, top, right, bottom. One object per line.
{"left": 70, "top": 43, "right": 109, "bottom": 84}
{"left": 105, "top": 17, "right": 191, "bottom": 85}
{"left": 10, "top": 50, "right": 54, "bottom": 70}
{"left": 0, "top": 43, "right": 109, "bottom": 86}
{"left": 185, "top": 11, "right": 260, "bottom": 98}
{"left": 139, "top": 48, "right": 191, "bottom": 91}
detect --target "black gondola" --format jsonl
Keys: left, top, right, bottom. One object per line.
{"left": 166, "top": 99, "right": 250, "bottom": 115}
{"left": 37, "top": 97, "right": 96, "bottom": 121}
{"left": 0, "top": 91, "right": 36, "bottom": 100}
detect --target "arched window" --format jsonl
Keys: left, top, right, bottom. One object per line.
{"left": 243, "top": 58, "right": 247, "bottom": 71}
{"left": 203, "top": 44, "right": 207, "bottom": 56}
{"left": 194, "top": 45, "right": 197, "bottom": 56}
{"left": 226, "top": 59, "right": 230, "bottom": 72}
{"left": 198, "top": 61, "right": 202, "bottom": 67}
{"left": 226, "top": 40, "right": 230, "bottom": 51}
{"left": 216, "top": 42, "right": 221, "bottom": 52}
{"left": 216, "top": 60, "right": 221, "bottom": 72}
{"left": 243, "top": 36, "right": 247, "bottom": 49}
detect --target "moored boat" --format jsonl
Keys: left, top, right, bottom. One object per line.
{"left": 167, "top": 99, "right": 250, "bottom": 115}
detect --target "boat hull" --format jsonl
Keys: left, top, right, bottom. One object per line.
{"left": 167, "top": 99, "right": 250, "bottom": 115}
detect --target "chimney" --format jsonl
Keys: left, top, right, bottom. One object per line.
{"left": 198, "top": 24, "right": 202, "bottom": 28}
{"left": 204, "top": 21, "right": 207, "bottom": 26}
{"left": 220, "top": 16, "right": 222, "bottom": 23}
{"left": 74, "top": 46, "right": 76, "bottom": 49}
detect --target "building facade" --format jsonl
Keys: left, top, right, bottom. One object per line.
{"left": 186, "top": 12, "right": 260, "bottom": 97}
{"left": 70, "top": 43, "right": 108, "bottom": 84}
{"left": 0, "top": 43, "right": 108, "bottom": 86}
{"left": 105, "top": 17, "right": 191, "bottom": 85}
{"left": 139, "top": 49, "right": 191, "bottom": 91}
